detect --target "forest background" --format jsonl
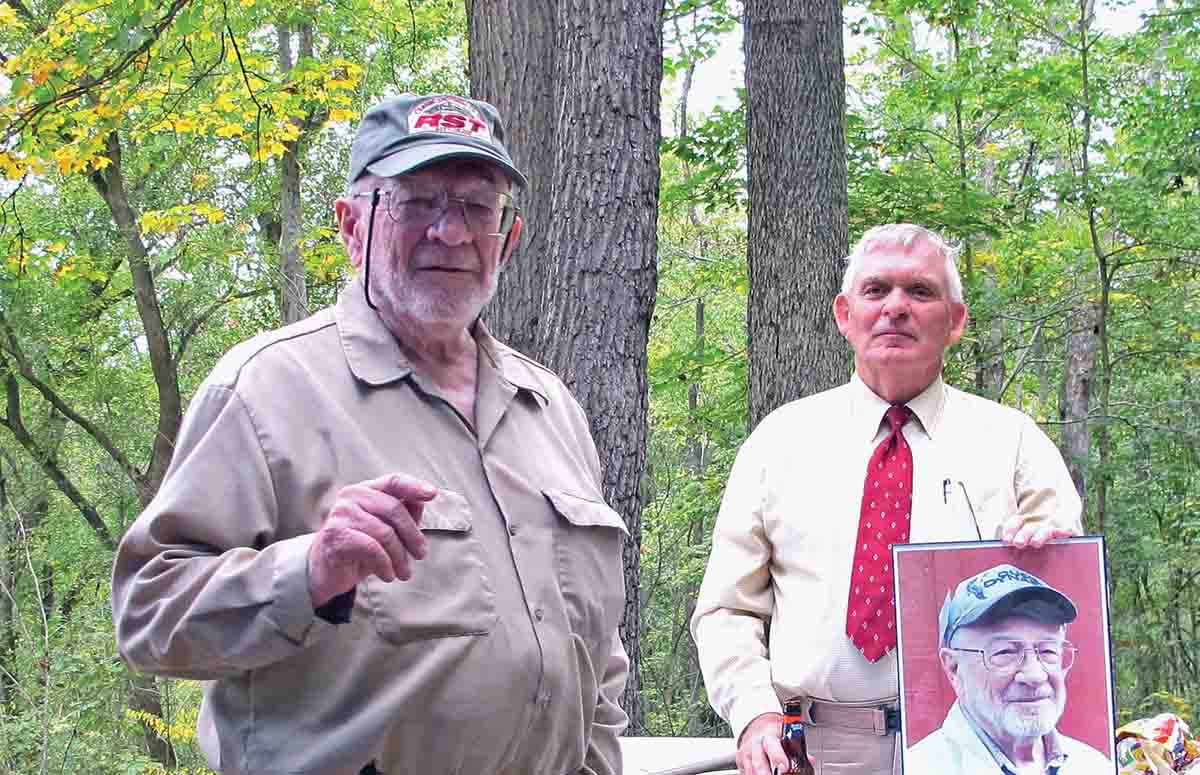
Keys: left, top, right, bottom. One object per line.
{"left": 1, "top": 0, "right": 1198, "bottom": 772}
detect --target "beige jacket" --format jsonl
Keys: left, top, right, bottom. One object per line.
{"left": 112, "top": 282, "right": 629, "bottom": 775}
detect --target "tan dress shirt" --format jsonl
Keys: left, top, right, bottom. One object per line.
{"left": 112, "top": 281, "right": 629, "bottom": 775}
{"left": 690, "top": 376, "right": 1082, "bottom": 741}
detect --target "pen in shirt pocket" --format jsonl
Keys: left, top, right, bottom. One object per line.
{"left": 943, "top": 478, "right": 983, "bottom": 540}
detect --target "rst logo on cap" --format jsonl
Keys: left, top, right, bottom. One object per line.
{"left": 408, "top": 96, "right": 493, "bottom": 141}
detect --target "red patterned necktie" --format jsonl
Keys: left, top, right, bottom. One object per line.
{"left": 846, "top": 404, "right": 914, "bottom": 662}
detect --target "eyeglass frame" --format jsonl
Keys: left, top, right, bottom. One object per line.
{"left": 946, "top": 640, "right": 1078, "bottom": 675}
{"left": 351, "top": 187, "right": 518, "bottom": 238}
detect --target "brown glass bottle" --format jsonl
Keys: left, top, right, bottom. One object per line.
{"left": 780, "top": 701, "right": 815, "bottom": 775}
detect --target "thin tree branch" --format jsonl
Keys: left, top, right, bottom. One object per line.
{"left": 0, "top": 312, "right": 145, "bottom": 495}
{"left": 2, "top": 0, "right": 194, "bottom": 144}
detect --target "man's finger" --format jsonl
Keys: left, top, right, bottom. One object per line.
{"left": 381, "top": 498, "right": 427, "bottom": 560}
{"left": 368, "top": 472, "right": 438, "bottom": 503}
{"left": 335, "top": 501, "right": 413, "bottom": 580}
{"left": 760, "top": 734, "right": 790, "bottom": 775}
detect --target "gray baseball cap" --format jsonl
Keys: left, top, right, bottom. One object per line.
{"left": 347, "top": 94, "right": 528, "bottom": 189}
{"left": 938, "top": 563, "right": 1077, "bottom": 646}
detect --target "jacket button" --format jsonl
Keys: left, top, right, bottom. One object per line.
{"left": 534, "top": 608, "right": 544, "bottom": 621}
{"left": 508, "top": 524, "right": 519, "bottom": 536}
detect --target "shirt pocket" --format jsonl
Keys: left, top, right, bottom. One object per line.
{"left": 361, "top": 488, "right": 499, "bottom": 646}
{"left": 544, "top": 489, "right": 628, "bottom": 643}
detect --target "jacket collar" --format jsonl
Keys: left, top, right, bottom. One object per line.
{"left": 334, "top": 278, "right": 549, "bottom": 405}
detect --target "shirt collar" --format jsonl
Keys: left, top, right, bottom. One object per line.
{"left": 953, "top": 701, "right": 1070, "bottom": 774}
{"left": 849, "top": 374, "right": 946, "bottom": 441}
{"left": 334, "top": 278, "right": 549, "bottom": 405}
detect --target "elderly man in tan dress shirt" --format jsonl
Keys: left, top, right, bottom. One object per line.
{"left": 691, "top": 224, "right": 1083, "bottom": 775}
{"left": 112, "top": 94, "right": 629, "bottom": 775}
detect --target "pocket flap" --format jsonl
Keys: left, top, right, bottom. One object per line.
{"left": 543, "top": 489, "right": 628, "bottom": 535}
{"left": 420, "top": 489, "right": 473, "bottom": 532}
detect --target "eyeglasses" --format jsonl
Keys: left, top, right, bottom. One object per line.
{"left": 354, "top": 188, "right": 516, "bottom": 237}
{"left": 949, "top": 641, "right": 1077, "bottom": 674}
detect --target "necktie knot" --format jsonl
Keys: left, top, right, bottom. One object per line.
{"left": 885, "top": 405, "right": 912, "bottom": 434}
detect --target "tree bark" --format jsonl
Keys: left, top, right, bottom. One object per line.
{"left": 276, "top": 21, "right": 310, "bottom": 325}
{"left": 90, "top": 132, "right": 182, "bottom": 507}
{"left": 1058, "top": 302, "right": 1099, "bottom": 511}
{"left": 469, "top": 0, "right": 664, "bottom": 733}
{"left": 743, "top": 0, "right": 850, "bottom": 427}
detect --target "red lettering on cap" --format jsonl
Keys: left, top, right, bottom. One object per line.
{"left": 469, "top": 118, "right": 486, "bottom": 133}
{"left": 440, "top": 113, "right": 466, "bottom": 129}
{"left": 413, "top": 114, "right": 442, "bottom": 130}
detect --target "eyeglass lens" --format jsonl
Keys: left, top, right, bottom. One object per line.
{"left": 986, "top": 641, "right": 1076, "bottom": 672}
{"left": 384, "top": 190, "right": 512, "bottom": 235}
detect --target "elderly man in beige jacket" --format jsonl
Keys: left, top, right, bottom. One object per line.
{"left": 112, "top": 94, "right": 629, "bottom": 775}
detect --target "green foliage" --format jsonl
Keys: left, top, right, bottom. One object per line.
{"left": 647, "top": 0, "right": 1200, "bottom": 736}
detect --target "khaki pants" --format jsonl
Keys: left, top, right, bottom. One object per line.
{"left": 805, "top": 723, "right": 898, "bottom": 775}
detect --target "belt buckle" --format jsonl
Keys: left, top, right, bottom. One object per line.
{"left": 872, "top": 706, "right": 900, "bottom": 735}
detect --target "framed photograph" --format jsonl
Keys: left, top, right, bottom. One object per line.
{"left": 893, "top": 536, "right": 1117, "bottom": 774}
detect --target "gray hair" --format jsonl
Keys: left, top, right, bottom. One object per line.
{"left": 841, "top": 224, "right": 964, "bottom": 303}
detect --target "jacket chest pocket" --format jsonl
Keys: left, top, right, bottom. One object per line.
{"left": 362, "top": 489, "right": 498, "bottom": 645}
{"left": 544, "top": 489, "right": 628, "bottom": 643}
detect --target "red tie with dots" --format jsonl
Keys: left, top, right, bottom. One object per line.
{"left": 846, "top": 404, "right": 914, "bottom": 662}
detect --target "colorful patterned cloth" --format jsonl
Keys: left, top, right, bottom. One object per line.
{"left": 1117, "top": 714, "right": 1200, "bottom": 774}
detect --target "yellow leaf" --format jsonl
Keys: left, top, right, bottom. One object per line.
{"left": 205, "top": 209, "right": 225, "bottom": 224}
{"left": 91, "top": 155, "right": 112, "bottom": 171}
{"left": 277, "top": 121, "right": 301, "bottom": 142}
{"left": 53, "top": 146, "right": 79, "bottom": 175}
{"left": 215, "top": 123, "right": 244, "bottom": 138}
{"left": 329, "top": 108, "right": 355, "bottom": 122}
{"left": 0, "top": 6, "right": 24, "bottom": 28}
{"left": 48, "top": 242, "right": 66, "bottom": 253}
{"left": 32, "top": 61, "right": 54, "bottom": 85}
{"left": 0, "top": 152, "right": 25, "bottom": 180}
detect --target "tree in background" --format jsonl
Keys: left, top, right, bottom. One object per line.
{"left": 743, "top": 0, "right": 851, "bottom": 427}
{"left": 467, "top": 0, "right": 666, "bottom": 733}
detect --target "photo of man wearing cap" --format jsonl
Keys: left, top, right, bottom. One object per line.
{"left": 112, "top": 94, "right": 629, "bottom": 775}
{"left": 905, "top": 562, "right": 1116, "bottom": 774}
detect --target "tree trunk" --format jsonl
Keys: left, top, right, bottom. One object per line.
{"left": 89, "top": 131, "right": 181, "bottom": 768}
{"left": 276, "top": 21, "right": 310, "bottom": 325}
{"left": 90, "top": 132, "right": 182, "bottom": 507}
{"left": 743, "top": 0, "right": 850, "bottom": 427}
{"left": 1058, "top": 302, "right": 1099, "bottom": 509}
{"left": 0, "top": 463, "right": 16, "bottom": 716}
{"left": 469, "top": 0, "right": 664, "bottom": 734}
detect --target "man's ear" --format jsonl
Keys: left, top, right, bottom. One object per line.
{"left": 499, "top": 214, "right": 523, "bottom": 267}
{"left": 939, "top": 647, "right": 965, "bottom": 692}
{"left": 833, "top": 293, "right": 851, "bottom": 337}
{"left": 946, "top": 301, "right": 969, "bottom": 347}
{"left": 335, "top": 197, "right": 365, "bottom": 269}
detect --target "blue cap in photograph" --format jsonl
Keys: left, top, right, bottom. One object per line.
{"left": 938, "top": 563, "right": 1077, "bottom": 646}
